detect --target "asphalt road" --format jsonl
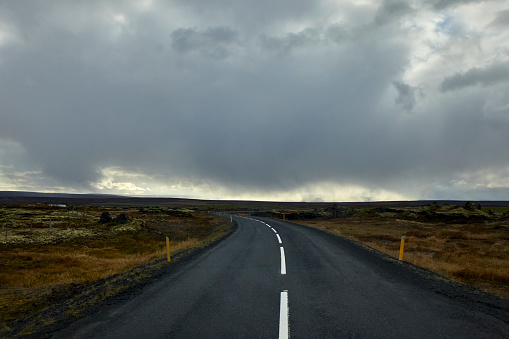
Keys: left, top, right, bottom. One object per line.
{"left": 54, "top": 215, "right": 509, "bottom": 338}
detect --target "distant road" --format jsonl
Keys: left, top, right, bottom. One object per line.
{"left": 54, "top": 216, "right": 508, "bottom": 338}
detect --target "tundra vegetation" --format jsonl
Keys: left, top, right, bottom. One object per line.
{"left": 257, "top": 202, "right": 509, "bottom": 298}
{"left": 0, "top": 203, "right": 229, "bottom": 334}
{"left": 1, "top": 200, "right": 508, "bottom": 336}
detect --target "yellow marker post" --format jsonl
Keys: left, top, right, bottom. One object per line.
{"left": 283, "top": 214, "right": 286, "bottom": 221}
{"left": 230, "top": 215, "right": 233, "bottom": 222}
{"left": 166, "top": 236, "right": 171, "bottom": 262}
{"left": 399, "top": 236, "right": 405, "bottom": 261}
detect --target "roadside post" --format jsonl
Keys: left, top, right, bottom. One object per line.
{"left": 283, "top": 214, "right": 286, "bottom": 221}
{"left": 166, "top": 237, "right": 171, "bottom": 262}
{"left": 399, "top": 236, "right": 405, "bottom": 261}
{"left": 230, "top": 215, "right": 233, "bottom": 222}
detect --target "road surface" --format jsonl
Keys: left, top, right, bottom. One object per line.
{"left": 53, "top": 215, "right": 509, "bottom": 338}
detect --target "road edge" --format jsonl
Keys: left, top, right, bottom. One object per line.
{"left": 264, "top": 217, "right": 509, "bottom": 325}
{"left": 3, "top": 219, "right": 239, "bottom": 339}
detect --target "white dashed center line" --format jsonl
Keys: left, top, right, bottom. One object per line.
{"left": 251, "top": 218, "right": 289, "bottom": 337}
{"left": 279, "top": 290, "right": 289, "bottom": 339}
{"left": 280, "top": 246, "right": 286, "bottom": 275}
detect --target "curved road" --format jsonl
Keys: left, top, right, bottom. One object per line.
{"left": 54, "top": 215, "right": 509, "bottom": 338}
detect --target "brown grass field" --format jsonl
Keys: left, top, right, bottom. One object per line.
{"left": 0, "top": 204, "right": 229, "bottom": 328}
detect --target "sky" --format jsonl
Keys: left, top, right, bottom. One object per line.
{"left": 1, "top": 0, "right": 509, "bottom": 202}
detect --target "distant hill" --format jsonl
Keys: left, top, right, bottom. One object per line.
{"left": 0, "top": 191, "right": 508, "bottom": 207}
{"left": 0, "top": 191, "right": 128, "bottom": 205}
{"left": 0, "top": 191, "right": 123, "bottom": 199}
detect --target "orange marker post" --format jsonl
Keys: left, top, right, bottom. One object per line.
{"left": 399, "top": 236, "right": 405, "bottom": 261}
{"left": 166, "top": 236, "right": 171, "bottom": 262}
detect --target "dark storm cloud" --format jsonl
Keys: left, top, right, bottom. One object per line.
{"left": 171, "top": 26, "right": 238, "bottom": 59}
{"left": 259, "top": 28, "right": 323, "bottom": 54}
{"left": 258, "top": 24, "right": 352, "bottom": 55}
{"left": 374, "top": 0, "right": 414, "bottom": 26}
{"left": 440, "top": 63, "right": 509, "bottom": 92}
{"left": 393, "top": 81, "right": 420, "bottom": 112}
{"left": 1, "top": 0, "right": 509, "bottom": 200}
{"left": 428, "top": 0, "right": 488, "bottom": 10}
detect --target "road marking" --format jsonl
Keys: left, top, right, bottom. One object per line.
{"left": 276, "top": 234, "right": 282, "bottom": 244}
{"left": 279, "top": 290, "right": 289, "bottom": 339}
{"left": 280, "top": 247, "right": 286, "bottom": 275}
{"left": 272, "top": 228, "right": 277, "bottom": 233}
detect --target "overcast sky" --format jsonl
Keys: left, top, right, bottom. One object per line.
{"left": 1, "top": 0, "right": 509, "bottom": 202}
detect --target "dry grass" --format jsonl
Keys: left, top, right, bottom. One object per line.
{"left": 0, "top": 204, "right": 227, "bottom": 324}
{"left": 0, "top": 250, "right": 167, "bottom": 288}
{"left": 293, "top": 211, "right": 509, "bottom": 299}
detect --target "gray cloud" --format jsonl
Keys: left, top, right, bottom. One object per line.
{"left": 393, "top": 81, "right": 421, "bottom": 112}
{"left": 488, "top": 9, "right": 509, "bottom": 27}
{"left": 374, "top": 0, "right": 414, "bottom": 26}
{"left": 177, "top": 0, "right": 321, "bottom": 35}
{"left": 259, "top": 25, "right": 351, "bottom": 54}
{"left": 427, "top": 0, "right": 487, "bottom": 10}
{"left": 260, "top": 28, "right": 323, "bottom": 54}
{"left": 0, "top": 1, "right": 508, "bottom": 201}
{"left": 440, "top": 63, "right": 509, "bottom": 92}
{"left": 171, "top": 26, "right": 238, "bottom": 59}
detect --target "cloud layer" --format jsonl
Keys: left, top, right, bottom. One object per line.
{"left": 1, "top": 0, "right": 509, "bottom": 201}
